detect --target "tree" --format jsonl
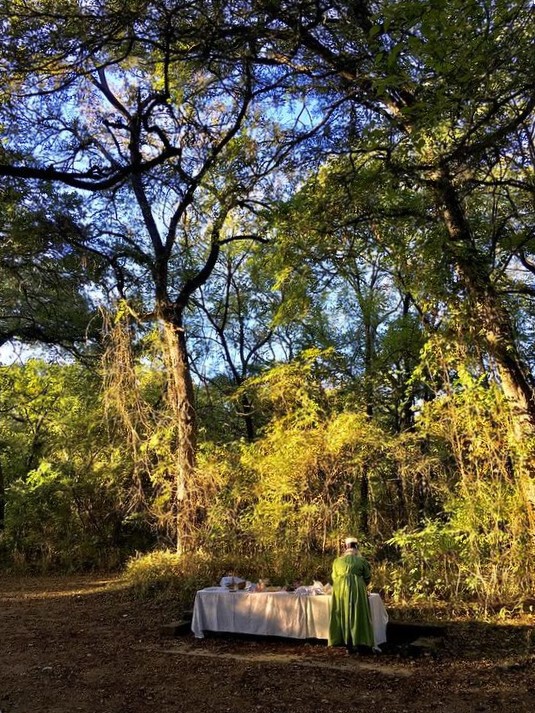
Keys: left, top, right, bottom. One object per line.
{"left": 192, "top": 242, "right": 283, "bottom": 441}
{"left": 273, "top": 160, "right": 424, "bottom": 424}
{"left": 268, "top": 0, "right": 535, "bottom": 431}
{"left": 2, "top": 0, "right": 535, "bottom": 551}
{"left": 0, "top": 1, "right": 305, "bottom": 550}
{"left": 179, "top": 0, "right": 535, "bottom": 433}
{"left": 0, "top": 181, "right": 104, "bottom": 356}
{"left": 0, "top": 359, "right": 150, "bottom": 568}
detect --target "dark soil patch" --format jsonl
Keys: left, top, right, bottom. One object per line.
{"left": 0, "top": 575, "right": 534, "bottom": 712}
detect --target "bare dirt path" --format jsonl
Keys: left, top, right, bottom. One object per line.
{"left": 0, "top": 575, "right": 534, "bottom": 713}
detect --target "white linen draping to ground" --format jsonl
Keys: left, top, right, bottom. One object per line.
{"left": 191, "top": 589, "right": 388, "bottom": 646}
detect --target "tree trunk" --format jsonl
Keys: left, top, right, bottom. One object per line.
{"left": 359, "top": 470, "right": 369, "bottom": 536}
{"left": 240, "top": 394, "right": 256, "bottom": 442}
{"left": 364, "top": 318, "right": 375, "bottom": 419}
{"left": 432, "top": 168, "right": 535, "bottom": 433}
{"left": 0, "top": 462, "right": 4, "bottom": 532}
{"left": 161, "top": 316, "right": 198, "bottom": 553}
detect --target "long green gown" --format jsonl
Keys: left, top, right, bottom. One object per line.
{"left": 328, "top": 553, "right": 374, "bottom": 647}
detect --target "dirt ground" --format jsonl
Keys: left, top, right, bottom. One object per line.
{"left": 1, "top": 575, "right": 534, "bottom": 713}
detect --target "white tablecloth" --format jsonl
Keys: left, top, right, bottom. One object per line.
{"left": 191, "top": 589, "right": 388, "bottom": 646}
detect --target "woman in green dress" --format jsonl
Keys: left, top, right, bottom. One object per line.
{"left": 328, "top": 537, "right": 374, "bottom": 652}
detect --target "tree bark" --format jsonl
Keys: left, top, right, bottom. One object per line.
{"left": 161, "top": 316, "right": 198, "bottom": 554}
{"left": 359, "top": 469, "right": 369, "bottom": 536}
{"left": 432, "top": 167, "right": 535, "bottom": 432}
{"left": 0, "top": 462, "right": 4, "bottom": 532}
{"left": 240, "top": 394, "right": 256, "bottom": 442}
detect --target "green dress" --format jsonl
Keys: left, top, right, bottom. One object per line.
{"left": 328, "top": 553, "right": 374, "bottom": 647}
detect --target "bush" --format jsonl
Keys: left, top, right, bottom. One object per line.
{"left": 122, "top": 548, "right": 336, "bottom": 611}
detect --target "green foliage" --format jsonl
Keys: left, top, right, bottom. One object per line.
{"left": 0, "top": 360, "right": 153, "bottom": 571}
{"left": 122, "top": 548, "right": 333, "bottom": 609}
{"left": 1, "top": 344, "right": 533, "bottom": 611}
{"left": 239, "top": 348, "right": 331, "bottom": 425}
{"left": 385, "top": 471, "right": 535, "bottom": 607}
{"left": 199, "top": 353, "right": 432, "bottom": 559}
{"left": 7, "top": 461, "right": 119, "bottom": 571}
{"left": 0, "top": 0, "right": 534, "bottom": 614}
{"left": 123, "top": 550, "right": 211, "bottom": 607}
{"left": 382, "top": 341, "right": 535, "bottom": 607}
{"left": 386, "top": 520, "right": 466, "bottom": 601}
{"left": 447, "top": 477, "right": 535, "bottom": 604}
{"left": 0, "top": 183, "right": 103, "bottom": 353}
{"left": 191, "top": 341, "right": 535, "bottom": 609}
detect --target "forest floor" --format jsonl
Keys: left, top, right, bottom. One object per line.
{"left": 0, "top": 575, "right": 534, "bottom": 713}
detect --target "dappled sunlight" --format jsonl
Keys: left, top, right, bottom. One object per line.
{"left": 0, "top": 576, "right": 129, "bottom": 603}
